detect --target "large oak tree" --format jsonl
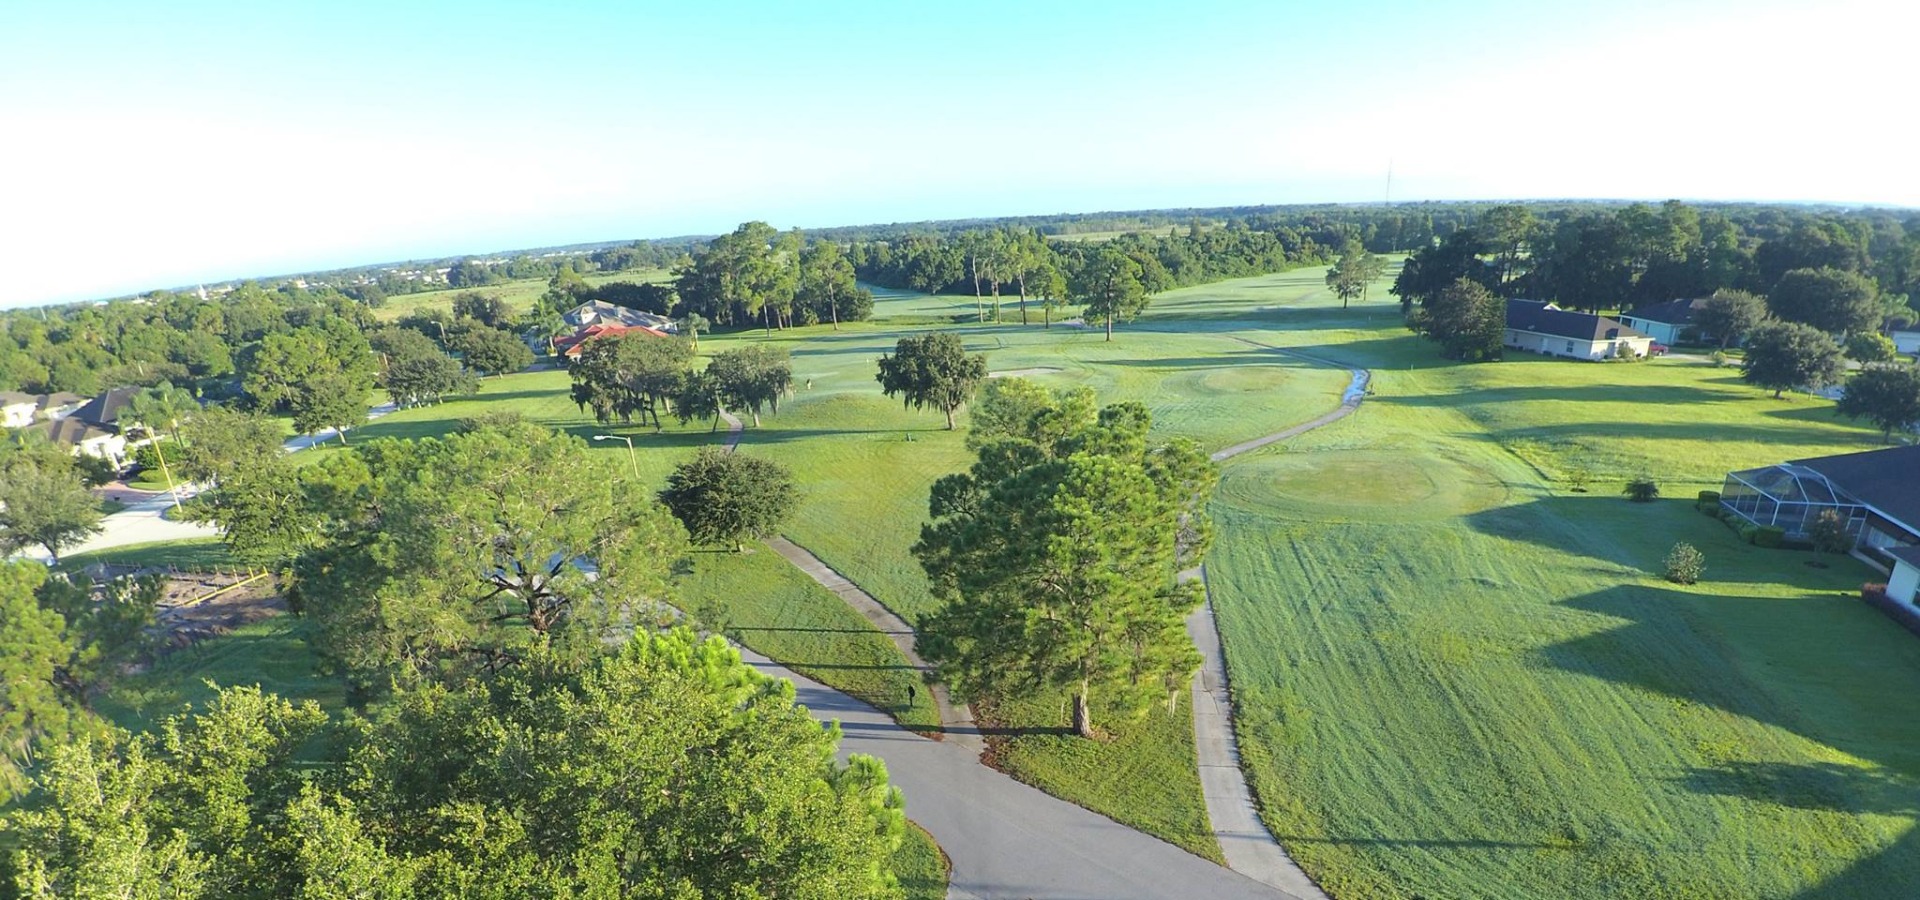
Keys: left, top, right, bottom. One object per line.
{"left": 915, "top": 386, "right": 1216, "bottom": 737}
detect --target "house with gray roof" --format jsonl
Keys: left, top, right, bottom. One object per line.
{"left": 1619, "top": 297, "right": 1710, "bottom": 346}
{"left": 1504, "top": 300, "right": 1654, "bottom": 361}
{"left": 1721, "top": 445, "right": 1920, "bottom": 569}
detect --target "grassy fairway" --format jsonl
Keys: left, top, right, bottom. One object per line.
{"left": 675, "top": 544, "right": 940, "bottom": 732}
{"left": 1199, "top": 303, "right": 1920, "bottom": 897}
{"left": 72, "top": 264, "right": 1378, "bottom": 864}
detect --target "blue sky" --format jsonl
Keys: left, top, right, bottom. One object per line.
{"left": 0, "top": 0, "right": 1912, "bottom": 306}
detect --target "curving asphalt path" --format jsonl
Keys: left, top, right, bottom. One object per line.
{"left": 735, "top": 642, "right": 1291, "bottom": 900}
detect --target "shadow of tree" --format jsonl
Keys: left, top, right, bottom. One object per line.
{"left": 1539, "top": 583, "right": 1920, "bottom": 896}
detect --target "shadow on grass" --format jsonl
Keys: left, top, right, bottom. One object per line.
{"left": 1376, "top": 382, "right": 1741, "bottom": 408}
{"left": 1271, "top": 834, "right": 1559, "bottom": 851}
{"left": 734, "top": 624, "right": 913, "bottom": 637}
{"left": 1539, "top": 583, "right": 1920, "bottom": 896}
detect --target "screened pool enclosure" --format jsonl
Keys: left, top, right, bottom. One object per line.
{"left": 1721, "top": 464, "right": 1870, "bottom": 538}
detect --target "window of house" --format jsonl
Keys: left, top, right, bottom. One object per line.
{"left": 1565, "top": 341, "right": 1575, "bottom": 352}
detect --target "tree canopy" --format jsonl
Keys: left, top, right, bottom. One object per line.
{"left": 1741, "top": 320, "right": 1846, "bottom": 399}
{"left": 1408, "top": 277, "right": 1505, "bottom": 362}
{"left": 707, "top": 344, "right": 792, "bottom": 427}
{"left": 874, "top": 332, "right": 988, "bottom": 430}
{"left": 1837, "top": 362, "right": 1920, "bottom": 442}
{"left": 914, "top": 383, "right": 1217, "bottom": 737}
{"left": 1071, "top": 247, "right": 1151, "bottom": 341}
{"left": 281, "top": 422, "right": 686, "bottom": 690}
{"left": 1694, "top": 288, "right": 1768, "bottom": 349}
{"left": 8, "top": 630, "right": 909, "bottom": 899}
{"left": 568, "top": 332, "right": 696, "bottom": 430}
{"left": 1767, "top": 267, "right": 1881, "bottom": 336}
{"left": 658, "top": 447, "right": 798, "bottom": 552}
{"left": 0, "top": 448, "right": 103, "bottom": 566}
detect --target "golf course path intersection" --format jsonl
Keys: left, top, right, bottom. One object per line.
{"left": 766, "top": 535, "right": 982, "bottom": 751}
{"left": 734, "top": 642, "right": 1295, "bottom": 900}
{"left": 737, "top": 349, "right": 1372, "bottom": 897}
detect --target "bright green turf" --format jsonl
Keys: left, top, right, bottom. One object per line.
{"left": 95, "top": 615, "right": 344, "bottom": 732}
{"left": 1200, "top": 303, "right": 1920, "bottom": 897}
{"left": 59, "top": 536, "right": 242, "bottom": 573}
{"left": 75, "top": 262, "right": 1389, "bottom": 862}
{"left": 675, "top": 545, "right": 939, "bottom": 732}
{"left": 984, "top": 688, "right": 1225, "bottom": 863}
{"left": 892, "top": 821, "right": 950, "bottom": 900}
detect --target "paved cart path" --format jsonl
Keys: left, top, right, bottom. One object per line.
{"left": 743, "top": 344, "right": 1372, "bottom": 898}
{"left": 735, "top": 642, "right": 1293, "bottom": 900}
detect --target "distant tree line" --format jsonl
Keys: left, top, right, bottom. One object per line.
{"left": 1390, "top": 200, "right": 1920, "bottom": 324}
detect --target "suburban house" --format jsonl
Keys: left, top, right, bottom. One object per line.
{"left": 1618, "top": 298, "right": 1709, "bottom": 346}
{"left": 22, "top": 386, "right": 144, "bottom": 466}
{"left": 551, "top": 300, "right": 680, "bottom": 359}
{"left": 1888, "top": 546, "right": 1920, "bottom": 608}
{"left": 554, "top": 322, "right": 674, "bottom": 359}
{"left": 563, "top": 299, "right": 677, "bottom": 334}
{"left": 0, "top": 391, "right": 86, "bottom": 429}
{"left": 1, "top": 392, "right": 37, "bottom": 429}
{"left": 1721, "top": 445, "right": 1920, "bottom": 568}
{"left": 1504, "top": 300, "right": 1655, "bottom": 360}
{"left": 1895, "top": 329, "right": 1920, "bottom": 359}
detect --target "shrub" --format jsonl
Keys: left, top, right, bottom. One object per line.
{"left": 1564, "top": 465, "right": 1593, "bottom": 493}
{"left": 1709, "top": 350, "right": 1730, "bottom": 368}
{"left": 1753, "top": 526, "right": 1785, "bottom": 548}
{"left": 1697, "top": 490, "right": 1721, "bottom": 504}
{"left": 1664, "top": 542, "right": 1705, "bottom": 584}
{"left": 1736, "top": 523, "right": 1759, "bottom": 542}
{"left": 1623, "top": 477, "right": 1660, "bottom": 503}
{"left": 1808, "top": 508, "right": 1853, "bottom": 554}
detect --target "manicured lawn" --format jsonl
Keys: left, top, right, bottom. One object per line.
{"left": 675, "top": 545, "right": 940, "bottom": 732}
{"left": 59, "top": 536, "right": 243, "bottom": 573}
{"left": 983, "top": 689, "right": 1224, "bottom": 863}
{"left": 96, "top": 615, "right": 344, "bottom": 732}
{"left": 70, "top": 263, "right": 1386, "bottom": 863}
{"left": 892, "top": 822, "right": 950, "bottom": 900}
{"left": 1203, "top": 312, "right": 1920, "bottom": 898}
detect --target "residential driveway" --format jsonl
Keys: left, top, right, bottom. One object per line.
{"left": 43, "top": 492, "right": 218, "bottom": 564}
{"left": 14, "top": 403, "right": 403, "bottom": 564}
{"left": 735, "top": 645, "right": 1292, "bottom": 900}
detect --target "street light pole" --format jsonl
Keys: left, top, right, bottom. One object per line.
{"left": 592, "top": 434, "right": 638, "bottom": 479}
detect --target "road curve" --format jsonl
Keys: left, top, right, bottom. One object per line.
{"left": 735, "top": 642, "right": 1294, "bottom": 900}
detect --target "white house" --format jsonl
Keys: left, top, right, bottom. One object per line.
{"left": 0, "top": 391, "right": 85, "bottom": 429}
{"left": 0, "top": 392, "right": 36, "bottom": 429}
{"left": 1894, "top": 329, "right": 1920, "bottom": 359}
{"left": 1505, "top": 300, "right": 1654, "bottom": 361}
{"left": 1619, "top": 298, "right": 1709, "bottom": 346}
{"left": 1888, "top": 546, "right": 1920, "bottom": 608}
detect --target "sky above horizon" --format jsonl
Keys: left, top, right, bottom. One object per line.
{"left": 1, "top": 0, "right": 1915, "bottom": 307}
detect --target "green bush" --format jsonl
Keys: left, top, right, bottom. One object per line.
{"left": 1664, "top": 542, "right": 1705, "bottom": 584}
{"left": 1753, "top": 526, "right": 1785, "bottom": 548}
{"left": 1697, "top": 490, "right": 1721, "bottom": 504}
{"left": 1623, "top": 477, "right": 1660, "bottom": 503}
{"left": 1737, "top": 523, "right": 1759, "bottom": 543}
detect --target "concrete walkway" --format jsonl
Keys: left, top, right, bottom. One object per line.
{"left": 1183, "top": 568, "right": 1330, "bottom": 900}
{"left": 1166, "top": 338, "right": 1371, "bottom": 897}
{"left": 718, "top": 408, "right": 744, "bottom": 451}
{"left": 734, "top": 641, "right": 1292, "bottom": 899}
{"left": 765, "top": 536, "right": 982, "bottom": 752}
{"left": 1211, "top": 339, "right": 1369, "bottom": 462}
